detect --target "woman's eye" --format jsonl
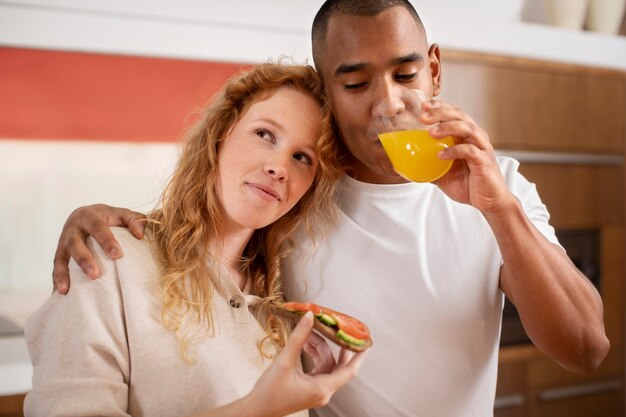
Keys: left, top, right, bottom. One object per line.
{"left": 293, "top": 152, "right": 313, "bottom": 165}
{"left": 256, "top": 128, "right": 276, "bottom": 143}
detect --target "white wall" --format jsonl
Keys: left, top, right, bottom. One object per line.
{"left": 1, "top": 0, "right": 626, "bottom": 69}
{"left": 0, "top": 140, "right": 179, "bottom": 291}
{"left": 1, "top": 0, "right": 625, "bottom": 293}
{"left": 0, "top": 0, "right": 320, "bottom": 64}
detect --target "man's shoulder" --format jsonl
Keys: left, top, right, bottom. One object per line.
{"left": 496, "top": 155, "right": 521, "bottom": 174}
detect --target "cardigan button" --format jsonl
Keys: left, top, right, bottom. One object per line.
{"left": 229, "top": 297, "right": 242, "bottom": 308}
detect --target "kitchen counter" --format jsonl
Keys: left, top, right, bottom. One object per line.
{"left": 0, "top": 336, "right": 31, "bottom": 396}
{"left": 0, "top": 291, "right": 50, "bottom": 396}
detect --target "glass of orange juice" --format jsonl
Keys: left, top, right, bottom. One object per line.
{"left": 374, "top": 89, "right": 454, "bottom": 183}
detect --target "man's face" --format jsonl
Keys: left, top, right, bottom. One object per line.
{"left": 320, "top": 7, "right": 441, "bottom": 184}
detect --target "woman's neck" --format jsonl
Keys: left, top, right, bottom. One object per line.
{"left": 209, "top": 226, "right": 254, "bottom": 290}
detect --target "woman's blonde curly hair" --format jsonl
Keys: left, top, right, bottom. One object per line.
{"left": 147, "top": 62, "right": 343, "bottom": 361}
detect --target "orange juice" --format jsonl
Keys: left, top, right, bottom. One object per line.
{"left": 378, "top": 129, "right": 454, "bottom": 182}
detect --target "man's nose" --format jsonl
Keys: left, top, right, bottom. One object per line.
{"left": 371, "top": 81, "right": 407, "bottom": 119}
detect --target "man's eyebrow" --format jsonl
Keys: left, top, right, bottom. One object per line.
{"left": 333, "top": 52, "right": 424, "bottom": 76}
{"left": 334, "top": 62, "right": 367, "bottom": 76}
{"left": 392, "top": 52, "right": 424, "bottom": 65}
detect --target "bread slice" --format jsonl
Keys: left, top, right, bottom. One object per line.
{"left": 272, "top": 306, "right": 373, "bottom": 352}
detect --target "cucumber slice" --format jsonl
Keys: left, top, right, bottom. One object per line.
{"left": 317, "top": 313, "right": 337, "bottom": 326}
{"left": 336, "top": 329, "right": 366, "bottom": 346}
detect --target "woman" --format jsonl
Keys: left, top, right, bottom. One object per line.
{"left": 24, "top": 63, "right": 365, "bottom": 417}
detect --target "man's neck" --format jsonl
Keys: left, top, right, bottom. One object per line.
{"left": 346, "top": 156, "right": 411, "bottom": 185}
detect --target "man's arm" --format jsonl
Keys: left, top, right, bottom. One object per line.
{"left": 52, "top": 204, "right": 146, "bottom": 294}
{"left": 424, "top": 99, "right": 609, "bottom": 373}
{"left": 490, "top": 200, "right": 609, "bottom": 373}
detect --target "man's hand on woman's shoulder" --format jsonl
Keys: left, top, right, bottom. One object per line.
{"left": 53, "top": 204, "right": 146, "bottom": 294}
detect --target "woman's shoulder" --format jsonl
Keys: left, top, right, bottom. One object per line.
{"left": 68, "top": 227, "right": 157, "bottom": 282}
{"left": 109, "top": 227, "right": 160, "bottom": 277}
{"left": 110, "top": 226, "right": 154, "bottom": 258}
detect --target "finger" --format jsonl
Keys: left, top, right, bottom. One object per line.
{"left": 119, "top": 209, "right": 147, "bottom": 239}
{"left": 341, "top": 349, "right": 368, "bottom": 373}
{"left": 87, "top": 218, "right": 123, "bottom": 259}
{"left": 429, "top": 121, "right": 491, "bottom": 151}
{"left": 320, "top": 349, "right": 369, "bottom": 391}
{"left": 305, "top": 330, "right": 327, "bottom": 349}
{"left": 304, "top": 333, "right": 336, "bottom": 375}
{"left": 422, "top": 100, "right": 477, "bottom": 126}
{"left": 277, "top": 311, "right": 314, "bottom": 365}
{"left": 336, "top": 348, "right": 353, "bottom": 367}
{"left": 302, "top": 331, "right": 326, "bottom": 360}
{"left": 439, "top": 143, "right": 494, "bottom": 168}
{"left": 52, "top": 247, "right": 71, "bottom": 294}
{"left": 65, "top": 231, "right": 100, "bottom": 279}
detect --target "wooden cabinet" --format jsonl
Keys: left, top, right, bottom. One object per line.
{"left": 439, "top": 51, "right": 625, "bottom": 154}
{"left": 494, "top": 354, "right": 530, "bottom": 417}
{"left": 529, "top": 349, "right": 623, "bottom": 417}
{"left": 496, "top": 347, "right": 624, "bottom": 417}
{"left": 440, "top": 50, "right": 626, "bottom": 417}
{"left": 0, "top": 394, "right": 25, "bottom": 417}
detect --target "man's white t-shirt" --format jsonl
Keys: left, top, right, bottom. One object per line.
{"left": 283, "top": 157, "right": 560, "bottom": 417}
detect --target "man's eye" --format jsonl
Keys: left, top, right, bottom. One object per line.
{"left": 256, "top": 128, "right": 276, "bottom": 143}
{"left": 344, "top": 82, "right": 367, "bottom": 90}
{"left": 396, "top": 73, "right": 417, "bottom": 82}
{"left": 293, "top": 152, "right": 313, "bottom": 165}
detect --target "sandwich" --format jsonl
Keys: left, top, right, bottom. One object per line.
{"left": 273, "top": 301, "right": 372, "bottom": 352}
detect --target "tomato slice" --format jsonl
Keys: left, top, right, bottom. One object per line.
{"left": 324, "top": 308, "right": 370, "bottom": 340}
{"left": 282, "top": 302, "right": 370, "bottom": 341}
{"left": 282, "top": 302, "right": 323, "bottom": 316}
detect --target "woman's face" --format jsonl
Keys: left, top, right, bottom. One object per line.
{"left": 216, "top": 86, "right": 322, "bottom": 231}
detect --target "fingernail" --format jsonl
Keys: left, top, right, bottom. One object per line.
{"left": 109, "top": 247, "right": 120, "bottom": 257}
{"left": 86, "top": 266, "right": 95, "bottom": 277}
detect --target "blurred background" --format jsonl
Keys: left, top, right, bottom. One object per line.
{"left": 1, "top": 1, "right": 625, "bottom": 416}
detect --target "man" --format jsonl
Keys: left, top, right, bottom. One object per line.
{"left": 51, "top": 1, "right": 609, "bottom": 416}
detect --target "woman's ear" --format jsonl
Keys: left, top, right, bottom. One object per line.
{"left": 428, "top": 43, "right": 442, "bottom": 97}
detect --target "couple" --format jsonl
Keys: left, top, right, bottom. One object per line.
{"left": 27, "top": 1, "right": 609, "bottom": 416}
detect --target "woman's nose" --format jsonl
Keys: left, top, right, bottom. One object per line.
{"left": 265, "top": 157, "right": 288, "bottom": 181}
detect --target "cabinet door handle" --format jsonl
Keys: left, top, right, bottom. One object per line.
{"left": 538, "top": 378, "right": 622, "bottom": 402}
{"left": 494, "top": 150, "right": 624, "bottom": 166}
{"left": 494, "top": 394, "right": 525, "bottom": 409}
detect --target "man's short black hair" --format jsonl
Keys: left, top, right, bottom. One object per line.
{"left": 311, "top": 0, "right": 425, "bottom": 70}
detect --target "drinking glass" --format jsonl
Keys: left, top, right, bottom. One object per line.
{"left": 374, "top": 89, "right": 454, "bottom": 183}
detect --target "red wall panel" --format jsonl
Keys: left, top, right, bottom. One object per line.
{"left": 0, "top": 47, "right": 246, "bottom": 142}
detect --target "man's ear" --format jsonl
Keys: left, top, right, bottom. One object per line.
{"left": 428, "top": 43, "right": 442, "bottom": 97}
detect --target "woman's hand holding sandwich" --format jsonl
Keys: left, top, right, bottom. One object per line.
{"left": 245, "top": 312, "right": 368, "bottom": 417}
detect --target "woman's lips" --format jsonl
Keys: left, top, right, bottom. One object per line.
{"left": 246, "top": 182, "right": 281, "bottom": 202}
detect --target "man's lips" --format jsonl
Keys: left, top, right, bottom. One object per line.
{"left": 246, "top": 182, "right": 281, "bottom": 201}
